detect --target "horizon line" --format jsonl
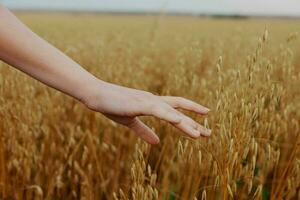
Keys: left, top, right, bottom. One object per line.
{"left": 11, "top": 8, "right": 300, "bottom": 19}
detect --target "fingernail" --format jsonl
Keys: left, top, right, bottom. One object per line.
{"left": 203, "top": 129, "right": 212, "bottom": 136}
{"left": 199, "top": 107, "right": 210, "bottom": 114}
{"left": 204, "top": 108, "right": 210, "bottom": 113}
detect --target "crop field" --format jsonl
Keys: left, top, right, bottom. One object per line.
{"left": 0, "top": 13, "right": 300, "bottom": 200}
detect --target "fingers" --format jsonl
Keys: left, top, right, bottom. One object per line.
{"left": 105, "top": 114, "right": 160, "bottom": 145}
{"left": 145, "top": 98, "right": 211, "bottom": 139}
{"left": 149, "top": 103, "right": 182, "bottom": 124}
{"left": 127, "top": 118, "right": 160, "bottom": 145}
{"left": 172, "top": 111, "right": 211, "bottom": 138}
{"left": 161, "top": 96, "right": 210, "bottom": 114}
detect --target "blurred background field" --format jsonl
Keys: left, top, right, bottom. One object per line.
{"left": 0, "top": 13, "right": 300, "bottom": 199}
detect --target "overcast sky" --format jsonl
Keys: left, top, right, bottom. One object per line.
{"left": 3, "top": 0, "right": 300, "bottom": 17}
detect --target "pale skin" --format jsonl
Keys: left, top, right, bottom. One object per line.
{"left": 0, "top": 6, "right": 211, "bottom": 145}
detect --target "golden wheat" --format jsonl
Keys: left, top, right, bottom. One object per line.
{"left": 0, "top": 13, "right": 299, "bottom": 199}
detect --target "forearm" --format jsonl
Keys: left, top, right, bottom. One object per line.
{"left": 0, "top": 6, "right": 100, "bottom": 103}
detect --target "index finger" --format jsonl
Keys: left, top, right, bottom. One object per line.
{"left": 161, "top": 96, "right": 210, "bottom": 114}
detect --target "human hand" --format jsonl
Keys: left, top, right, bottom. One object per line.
{"left": 83, "top": 81, "right": 211, "bottom": 144}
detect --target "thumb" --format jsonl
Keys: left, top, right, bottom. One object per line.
{"left": 127, "top": 118, "right": 160, "bottom": 145}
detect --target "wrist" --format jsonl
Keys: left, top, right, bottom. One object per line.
{"left": 80, "top": 78, "right": 107, "bottom": 110}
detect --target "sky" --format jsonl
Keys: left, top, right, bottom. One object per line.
{"left": 2, "top": 0, "right": 300, "bottom": 17}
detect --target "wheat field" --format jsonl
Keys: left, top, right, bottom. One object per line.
{"left": 0, "top": 13, "right": 300, "bottom": 200}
